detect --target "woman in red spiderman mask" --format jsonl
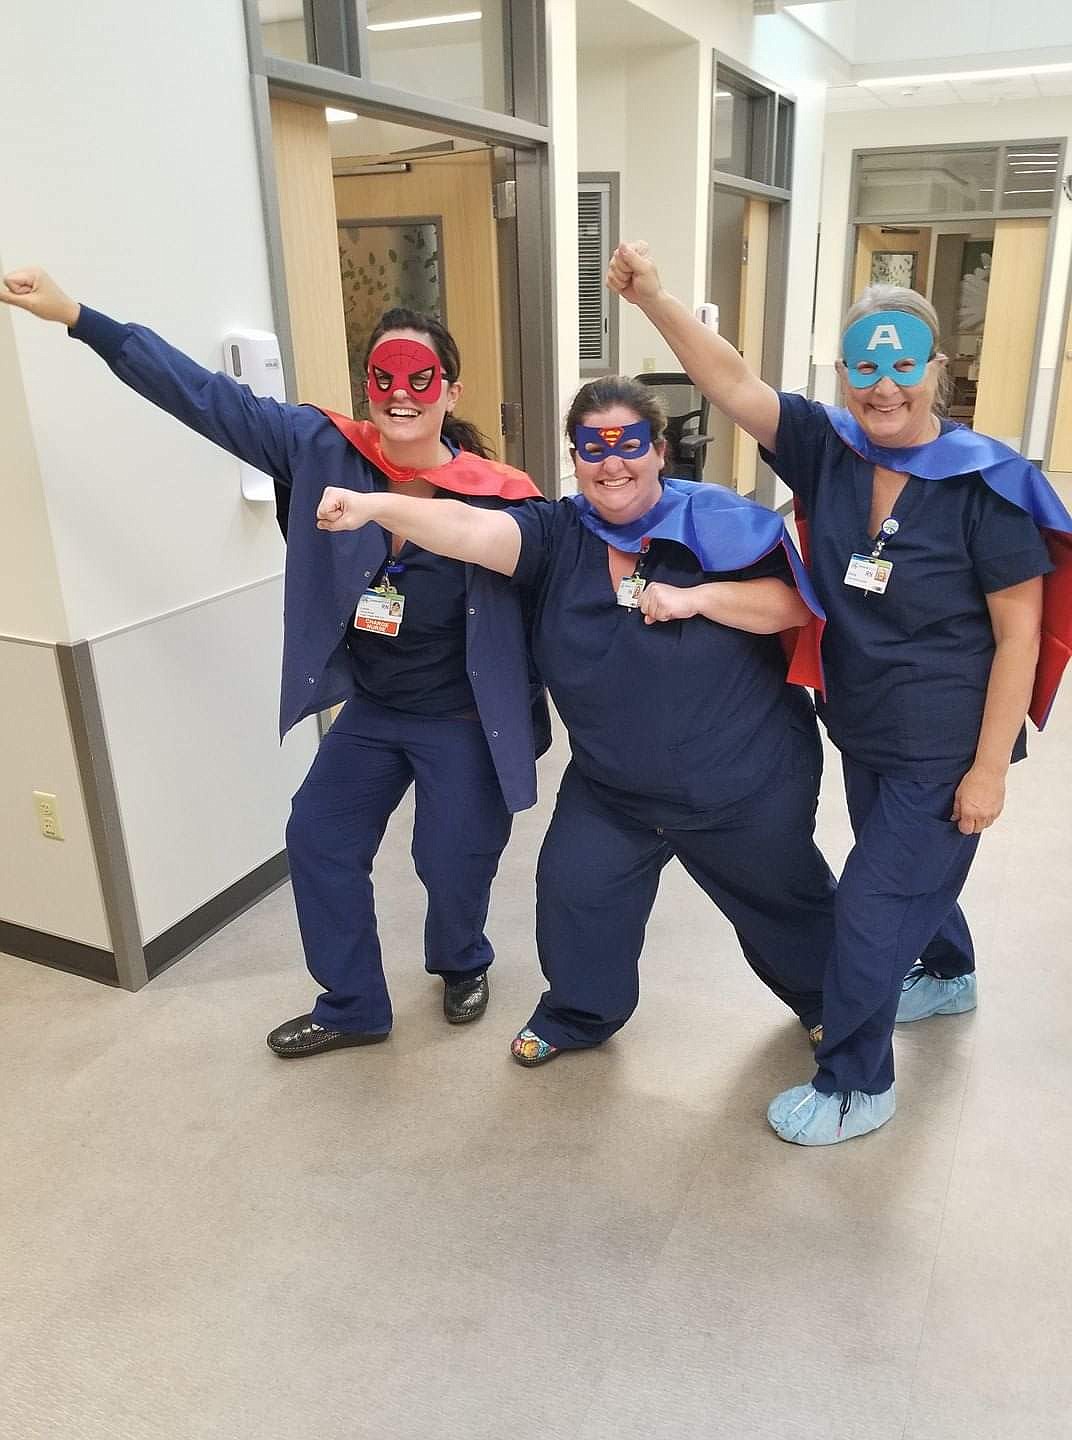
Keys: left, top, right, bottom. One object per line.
{"left": 1, "top": 268, "right": 548, "bottom": 1057}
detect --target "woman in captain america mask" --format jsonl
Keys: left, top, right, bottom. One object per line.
{"left": 609, "top": 242, "right": 1072, "bottom": 1146}
{"left": 1, "top": 268, "right": 549, "bottom": 1057}
{"left": 315, "top": 374, "right": 841, "bottom": 1072}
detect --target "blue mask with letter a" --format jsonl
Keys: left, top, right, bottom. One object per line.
{"left": 841, "top": 310, "right": 935, "bottom": 389}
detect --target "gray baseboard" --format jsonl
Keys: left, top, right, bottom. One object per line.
{"left": 0, "top": 921, "right": 119, "bottom": 985}
{"left": 2, "top": 850, "right": 289, "bottom": 989}
{"left": 145, "top": 850, "right": 289, "bottom": 979}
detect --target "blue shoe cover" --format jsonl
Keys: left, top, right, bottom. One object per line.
{"left": 767, "top": 1083, "right": 896, "bottom": 1145}
{"left": 896, "top": 965, "right": 977, "bottom": 1023}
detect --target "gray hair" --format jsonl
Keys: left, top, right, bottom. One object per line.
{"left": 840, "top": 285, "right": 952, "bottom": 414}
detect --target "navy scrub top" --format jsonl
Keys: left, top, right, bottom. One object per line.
{"left": 347, "top": 496, "right": 478, "bottom": 719}
{"left": 509, "top": 497, "right": 819, "bottom": 828}
{"left": 763, "top": 393, "right": 1053, "bottom": 781}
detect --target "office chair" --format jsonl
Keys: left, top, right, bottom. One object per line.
{"left": 633, "top": 372, "right": 713, "bottom": 482}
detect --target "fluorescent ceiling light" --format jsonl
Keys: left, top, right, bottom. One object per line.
{"left": 325, "top": 107, "right": 358, "bottom": 123}
{"left": 860, "top": 61, "right": 1072, "bottom": 88}
{"left": 368, "top": 10, "right": 481, "bottom": 31}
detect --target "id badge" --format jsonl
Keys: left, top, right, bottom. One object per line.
{"left": 354, "top": 589, "right": 405, "bottom": 636}
{"left": 616, "top": 575, "right": 646, "bottom": 609}
{"left": 843, "top": 553, "right": 892, "bottom": 595}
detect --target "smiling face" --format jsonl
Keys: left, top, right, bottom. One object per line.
{"left": 838, "top": 308, "right": 945, "bottom": 448}
{"left": 572, "top": 405, "right": 665, "bottom": 524}
{"left": 365, "top": 329, "right": 462, "bottom": 449}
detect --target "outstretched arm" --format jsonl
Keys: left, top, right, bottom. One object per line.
{"left": 607, "top": 243, "right": 780, "bottom": 453}
{"left": 1, "top": 267, "right": 298, "bottom": 484}
{"left": 317, "top": 488, "right": 522, "bottom": 577}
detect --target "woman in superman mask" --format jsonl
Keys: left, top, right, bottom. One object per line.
{"left": 315, "top": 374, "right": 840, "bottom": 1079}
{"left": 1, "top": 268, "right": 549, "bottom": 1057}
{"left": 607, "top": 242, "right": 1072, "bottom": 1147}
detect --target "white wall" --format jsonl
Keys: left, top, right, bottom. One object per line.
{"left": 2, "top": 0, "right": 286, "bottom": 643}
{"left": 90, "top": 580, "right": 314, "bottom": 943}
{"left": 0, "top": 299, "right": 67, "bottom": 643}
{"left": 1, "top": 0, "right": 319, "bottom": 961}
{"left": 548, "top": 0, "right": 582, "bottom": 488}
{"left": 0, "top": 642, "right": 111, "bottom": 948}
{"left": 577, "top": 3, "right": 849, "bottom": 396}
{"left": 815, "top": 97, "right": 1072, "bottom": 456}
{"left": 577, "top": 41, "right": 702, "bottom": 379}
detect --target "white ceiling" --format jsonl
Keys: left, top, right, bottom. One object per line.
{"left": 827, "top": 66, "right": 1072, "bottom": 113}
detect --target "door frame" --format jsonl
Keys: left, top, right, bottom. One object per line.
{"left": 240, "top": 0, "right": 558, "bottom": 493}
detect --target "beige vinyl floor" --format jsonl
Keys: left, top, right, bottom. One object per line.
{"left": 3, "top": 490, "right": 1071, "bottom": 1440}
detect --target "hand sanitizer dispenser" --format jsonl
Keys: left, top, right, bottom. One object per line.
{"left": 222, "top": 330, "right": 286, "bottom": 502}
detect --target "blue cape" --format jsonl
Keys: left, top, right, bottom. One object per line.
{"left": 569, "top": 476, "right": 826, "bottom": 691}
{"left": 823, "top": 407, "right": 1072, "bottom": 727}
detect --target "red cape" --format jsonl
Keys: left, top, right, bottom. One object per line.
{"left": 321, "top": 412, "right": 542, "bottom": 500}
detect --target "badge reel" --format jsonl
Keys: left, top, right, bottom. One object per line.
{"left": 616, "top": 538, "right": 651, "bottom": 609}
{"left": 844, "top": 517, "right": 899, "bottom": 596}
{"left": 354, "top": 561, "right": 406, "bottom": 637}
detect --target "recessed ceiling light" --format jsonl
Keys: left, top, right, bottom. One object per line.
{"left": 860, "top": 61, "right": 1072, "bottom": 89}
{"left": 368, "top": 10, "right": 481, "bottom": 32}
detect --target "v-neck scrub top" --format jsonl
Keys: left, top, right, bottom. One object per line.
{"left": 510, "top": 498, "right": 819, "bottom": 828}
{"left": 764, "top": 394, "right": 1053, "bottom": 782}
{"left": 346, "top": 508, "right": 475, "bottom": 718}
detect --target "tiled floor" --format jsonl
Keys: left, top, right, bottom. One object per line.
{"left": 3, "top": 487, "right": 1071, "bottom": 1439}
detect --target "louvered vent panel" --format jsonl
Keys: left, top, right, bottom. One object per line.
{"left": 578, "top": 183, "right": 610, "bottom": 368}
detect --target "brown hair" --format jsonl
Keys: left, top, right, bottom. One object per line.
{"left": 841, "top": 285, "right": 952, "bottom": 414}
{"left": 564, "top": 376, "right": 669, "bottom": 448}
{"left": 364, "top": 307, "right": 494, "bottom": 458}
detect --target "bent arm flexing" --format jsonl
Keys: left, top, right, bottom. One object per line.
{"left": 318, "top": 487, "right": 522, "bottom": 577}
{"left": 606, "top": 243, "right": 781, "bottom": 453}
{"left": 638, "top": 578, "right": 810, "bottom": 632}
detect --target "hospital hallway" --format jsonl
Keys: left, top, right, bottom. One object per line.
{"left": 3, "top": 480, "right": 1071, "bottom": 1440}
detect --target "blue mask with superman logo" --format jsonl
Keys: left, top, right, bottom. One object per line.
{"left": 841, "top": 310, "right": 936, "bottom": 389}
{"left": 574, "top": 420, "right": 652, "bottom": 461}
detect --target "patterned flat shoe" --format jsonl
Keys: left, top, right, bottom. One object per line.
{"left": 510, "top": 1028, "right": 560, "bottom": 1067}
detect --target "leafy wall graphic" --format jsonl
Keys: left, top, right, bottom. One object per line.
{"left": 337, "top": 219, "right": 444, "bottom": 414}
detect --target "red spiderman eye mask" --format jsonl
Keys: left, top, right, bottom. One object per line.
{"left": 367, "top": 338, "right": 445, "bottom": 406}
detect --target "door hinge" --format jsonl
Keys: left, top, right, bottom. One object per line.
{"left": 493, "top": 179, "right": 517, "bottom": 220}
{"left": 500, "top": 400, "right": 523, "bottom": 438}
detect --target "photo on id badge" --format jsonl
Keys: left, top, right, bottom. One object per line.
{"left": 355, "top": 589, "right": 406, "bottom": 636}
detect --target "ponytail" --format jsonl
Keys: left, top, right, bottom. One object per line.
{"left": 442, "top": 413, "right": 495, "bottom": 459}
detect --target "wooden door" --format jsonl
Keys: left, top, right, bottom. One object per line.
{"left": 334, "top": 150, "right": 504, "bottom": 458}
{"left": 973, "top": 218, "right": 1048, "bottom": 447}
{"left": 732, "top": 199, "right": 769, "bottom": 495}
{"left": 851, "top": 224, "right": 932, "bottom": 302}
{"left": 1049, "top": 294, "right": 1072, "bottom": 472}
{"left": 269, "top": 99, "right": 353, "bottom": 414}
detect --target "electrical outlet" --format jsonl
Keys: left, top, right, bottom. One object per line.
{"left": 641, "top": 357, "right": 657, "bottom": 373}
{"left": 33, "top": 791, "right": 64, "bottom": 842}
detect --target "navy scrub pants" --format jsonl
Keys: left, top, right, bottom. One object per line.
{"left": 813, "top": 756, "right": 980, "bottom": 1097}
{"left": 286, "top": 696, "right": 513, "bottom": 1033}
{"left": 526, "top": 759, "right": 836, "bottom": 1049}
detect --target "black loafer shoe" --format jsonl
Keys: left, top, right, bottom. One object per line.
{"left": 266, "top": 1014, "right": 390, "bottom": 1057}
{"left": 443, "top": 972, "right": 489, "bottom": 1024}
